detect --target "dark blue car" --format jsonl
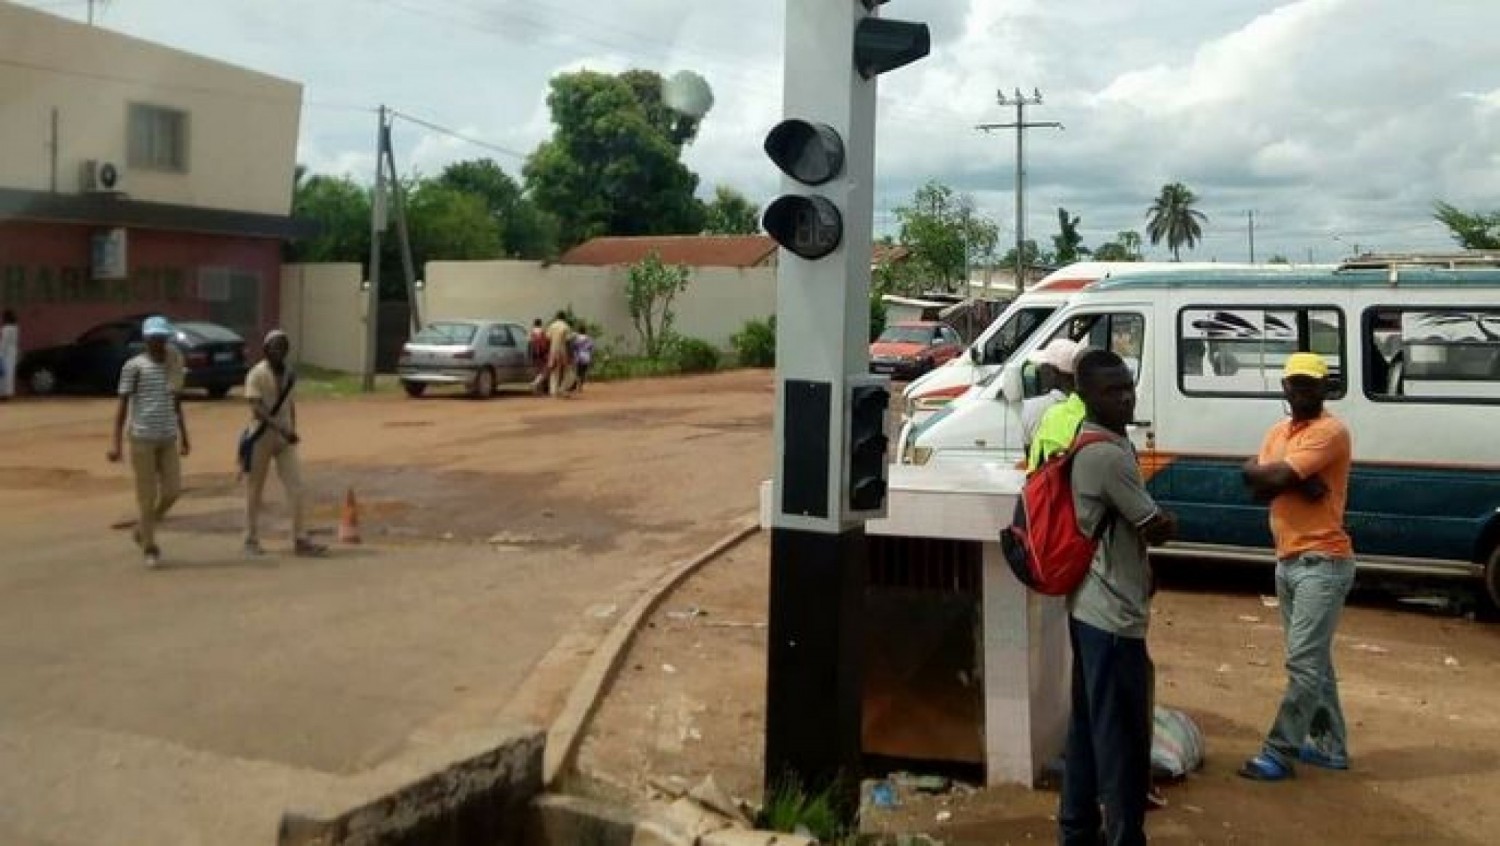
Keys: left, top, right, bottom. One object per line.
{"left": 18, "top": 316, "right": 250, "bottom": 399}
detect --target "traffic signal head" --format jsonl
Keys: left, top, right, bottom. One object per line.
{"left": 763, "top": 195, "right": 843, "bottom": 261}
{"left": 854, "top": 17, "right": 931, "bottom": 79}
{"left": 764, "top": 120, "right": 845, "bottom": 186}
{"left": 848, "top": 380, "right": 890, "bottom": 513}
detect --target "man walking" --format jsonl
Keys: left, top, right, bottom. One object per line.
{"left": 107, "top": 316, "right": 190, "bottom": 568}
{"left": 1059, "top": 350, "right": 1177, "bottom": 846}
{"left": 243, "top": 330, "right": 324, "bottom": 557}
{"left": 544, "top": 310, "right": 574, "bottom": 397}
{"left": 1238, "top": 352, "right": 1355, "bottom": 781}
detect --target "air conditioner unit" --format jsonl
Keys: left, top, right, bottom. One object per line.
{"left": 80, "top": 159, "right": 123, "bottom": 193}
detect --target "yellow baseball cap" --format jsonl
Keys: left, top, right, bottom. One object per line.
{"left": 1283, "top": 352, "right": 1329, "bottom": 380}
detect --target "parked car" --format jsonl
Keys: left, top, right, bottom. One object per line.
{"left": 397, "top": 319, "right": 533, "bottom": 398}
{"left": 18, "top": 315, "right": 249, "bottom": 398}
{"left": 868, "top": 321, "right": 964, "bottom": 380}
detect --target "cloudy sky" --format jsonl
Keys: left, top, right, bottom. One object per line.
{"left": 20, "top": 0, "right": 1500, "bottom": 262}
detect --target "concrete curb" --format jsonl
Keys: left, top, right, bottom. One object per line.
{"left": 544, "top": 514, "right": 762, "bottom": 788}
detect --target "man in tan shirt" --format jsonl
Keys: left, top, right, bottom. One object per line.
{"left": 243, "top": 330, "right": 324, "bottom": 557}
{"left": 544, "top": 310, "right": 575, "bottom": 397}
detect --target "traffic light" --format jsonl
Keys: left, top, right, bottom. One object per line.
{"left": 847, "top": 378, "right": 890, "bottom": 514}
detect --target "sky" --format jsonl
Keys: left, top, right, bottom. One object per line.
{"left": 17, "top": 0, "right": 1500, "bottom": 263}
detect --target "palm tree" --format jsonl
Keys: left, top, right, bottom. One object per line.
{"left": 1145, "top": 182, "right": 1208, "bottom": 261}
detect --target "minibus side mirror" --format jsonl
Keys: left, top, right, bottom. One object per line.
{"left": 969, "top": 345, "right": 982, "bottom": 365}
{"left": 1000, "top": 362, "right": 1024, "bottom": 403}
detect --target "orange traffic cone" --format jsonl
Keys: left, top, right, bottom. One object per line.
{"left": 338, "top": 488, "right": 362, "bottom": 544}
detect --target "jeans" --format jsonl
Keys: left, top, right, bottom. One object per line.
{"left": 1262, "top": 553, "right": 1356, "bottom": 766}
{"left": 1060, "top": 618, "right": 1152, "bottom": 846}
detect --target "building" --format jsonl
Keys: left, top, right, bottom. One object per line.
{"left": 0, "top": 1, "right": 307, "bottom": 354}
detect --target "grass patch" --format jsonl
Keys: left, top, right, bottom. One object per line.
{"left": 296, "top": 365, "right": 398, "bottom": 398}
{"left": 589, "top": 355, "right": 684, "bottom": 382}
{"left": 756, "top": 777, "right": 853, "bottom": 843}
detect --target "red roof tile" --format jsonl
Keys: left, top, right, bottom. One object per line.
{"left": 558, "top": 235, "right": 777, "bottom": 268}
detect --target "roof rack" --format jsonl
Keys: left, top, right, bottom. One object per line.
{"left": 1337, "top": 250, "right": 1500, "bottom": 270}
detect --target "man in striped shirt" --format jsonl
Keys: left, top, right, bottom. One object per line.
{"left": 107, "top": 316, "right": 191, "bottom": 568}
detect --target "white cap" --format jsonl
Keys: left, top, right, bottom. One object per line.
{"left": 1026, "top": 338, "right": 1083, "bottom": 374}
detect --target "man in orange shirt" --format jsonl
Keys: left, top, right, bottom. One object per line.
{"left": 1237, "top": 352, "right": 1355, "bottom": 781}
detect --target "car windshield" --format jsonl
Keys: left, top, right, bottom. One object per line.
{"left": 176, "top": 322, "right": 242, "bottom": 343}
{"left": 412, "top": 322, "right": 478, "bottom": 345}
{"left": 877, "top": 326, "right": 935, "bottom": 344}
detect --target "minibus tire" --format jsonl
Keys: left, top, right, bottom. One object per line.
{"left": 1485, "top": 545, "right": 1500, "bottom": 614}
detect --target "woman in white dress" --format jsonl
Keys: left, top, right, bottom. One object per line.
{"left": 0, "top": 310, "right": 18, "bottom": 400}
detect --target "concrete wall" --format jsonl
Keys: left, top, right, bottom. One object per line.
{"left": 0, "top": 2, "right": 302, "bottom": 216}
{"left": 280, "top": 263, "right": 365, "bottom": 373}
{"left": 423, "top": 261, "right": 776, "bottom": 352}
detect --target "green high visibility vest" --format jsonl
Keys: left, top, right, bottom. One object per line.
{"left": 1027, "top": 393, "right": 1086, "bottom": 472}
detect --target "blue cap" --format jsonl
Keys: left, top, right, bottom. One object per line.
{"left": 142, "top": 315, "right": 174, "bottom": 338}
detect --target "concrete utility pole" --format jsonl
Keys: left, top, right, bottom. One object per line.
{"left": 362, "top": 106, "right": 388, "bottom": 394}
{"left": 977, "top": 88, "right": 1061, "bottom": 291}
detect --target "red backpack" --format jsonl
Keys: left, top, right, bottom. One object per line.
{"left": 1000, "top": 430, "right": 1115, "bottom": 595}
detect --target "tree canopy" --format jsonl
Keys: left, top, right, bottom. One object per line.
{"left": 524, "top": 69, "right": 710, "bottom": 250}
{"left": 703, "top": 185, "right": 761, "bottom": 235}
{"left": 1051, "top": 207, "right": 1089, "bottom": 265}
{"left": 892, "top": 181, "right": 999, "bottom": 292}
{"left": 435, "top": 159, "right": 559, "bottom": 259}
{"left": 1146, "top": 182, "right": 1208, "bottom": 261}
{"left": 1433, "top": 201, "right": 1500, "bottom": 250}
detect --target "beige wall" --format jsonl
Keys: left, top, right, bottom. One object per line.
{"left": 423, "top": 261, "right": 776, "bottom": 352}
{"left": 281, "top": 263, "right": 366, "bottom": 373}
{"left": 0, "top": 2, "right": 302, "bottom": 215}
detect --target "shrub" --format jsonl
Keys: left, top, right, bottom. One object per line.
{"left": 669, "top": 335, "right": 720, "bottom": 373}
{"left": 731, "top": 316, "right": 776, "bottom": 368}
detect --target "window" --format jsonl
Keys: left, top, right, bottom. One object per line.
{"left": 1177, "top": 306, "right": 1345, "bottom": 398}
{"left": 128, "top": 104, "right": 189, "bottom": 171}
{"left": 1363, "top": 307, "right": 1500, "bottom": 403}
{"left": 940, "top": 326, "right": 963, "bottom": 346}
{"left": 981, "top": 307, "right": 1054, "bottom": 364}
{"left": 1022, "top": 311, "right": 1144, "bottom": 397}
{"left": 487, "top": 326, "right": 515, "bottom": 347}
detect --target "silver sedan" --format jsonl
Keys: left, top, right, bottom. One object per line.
{"left": 397, "top": 320, "right": 534, "bottom": 398}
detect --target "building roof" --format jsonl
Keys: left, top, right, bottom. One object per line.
{"left": 872, "top": 243, "right": 911, "bottom": 265}
{"left": 559, "top": 235, "right": 778, "bottom": 268}
{"left": 0, "top": 188, "right": 315, "bottom": 240}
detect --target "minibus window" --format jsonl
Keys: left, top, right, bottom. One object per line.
{"left": 983, "top": 307, "right": 1054, "bottom": 364}
{"left": 1178, "top": 306, "right": 1345, "bottom": 398}
{"left": 1363, "top": 307, "right": 1500, "bottom": 403}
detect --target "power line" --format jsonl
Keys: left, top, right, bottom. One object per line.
{"left": 386, "top": 108, "right": 531, "bottom": 161}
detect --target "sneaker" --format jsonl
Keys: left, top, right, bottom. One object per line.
{"left": 143, "top": 547, "right": 161, "bottom": 569}
{"left": 294, "top": 539, "right": 328, "bottom": 558}
{"left": 243, "top": 540, "right": 266, "bottom": 558}
{"left": 1298, "top": 744, "right": 1350, "bottom": 770}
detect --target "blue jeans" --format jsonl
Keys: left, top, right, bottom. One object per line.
{"left": 1059, "top": 619, "right": 1152, "bottom": 846}
{"left": 1262, "top": 554, "right": 1356, "bottom": 767}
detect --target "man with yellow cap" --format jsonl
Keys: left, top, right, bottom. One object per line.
{"left": 1237, "top": 352, "right": 1355, "bottom": 782}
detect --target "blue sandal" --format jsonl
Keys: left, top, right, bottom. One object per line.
{"left": 1238, "top": 754, "right": 1294, "bottom": 781}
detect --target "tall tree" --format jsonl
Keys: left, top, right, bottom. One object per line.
{"left": 1117, "top": 229, "right": 1143, "bottom": 260}
{"left": 1051, "top": 207, "right": 1090, "bottom": 265}
{"left": 1145, "top": 182, "right": 1208, "bottom": 260}
{"left": 405, "top": 180, "right": 504, "bottom": 265}
{"left": 703, "top": 185, "right": 760, "bottom": 235}
{"left": 893, "top": 181, "right": 999, "bottom": 292}
{"left": 1092, "top": 241, "right": 1133, "bottom": 261}
{"left": 287, "top": 174, "right": 371, "bottom": 263}
{"left": 437, "top": 158, "right": 559, "bottom": 259}
{"left": 1000, "top": 239, "right": 1048, "bottom": 271}
{"left": 524, "top": 69, "right": 709, "bottom": 249}
{"left": 1433, "top": 201, "right": 1500, "bottom": 250}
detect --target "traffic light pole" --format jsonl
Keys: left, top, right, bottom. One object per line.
{"left": 763, "top": 1, "right": 927, "bottom": 814}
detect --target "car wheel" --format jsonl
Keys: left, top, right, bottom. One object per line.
{"left": 1484, "top": 543, "right": 1500, "bottom": 615}
{"left": 206, "top": 386, "right": 231, "bottom": 400}
{"left": 27, "top": 366, "right": 57, "bottom": 396}
{"left": 402, "top": 381, "right": 427, "bottom": 398}
{"left": 470, "top": 367, "right": 495, "bottom": 399}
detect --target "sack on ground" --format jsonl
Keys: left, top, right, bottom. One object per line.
{"left": 1151, "top": 706, "right": 1206, "bottom": 779}
{"left": 999, "top": 430, "right": 1114, "bottom": 595}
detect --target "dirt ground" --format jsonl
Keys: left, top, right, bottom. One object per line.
{"left": 579, "top": 533, "right": 1500, "bottom": 845}
{"left": 0, "top": 370, "right": 774, "bottom": 845}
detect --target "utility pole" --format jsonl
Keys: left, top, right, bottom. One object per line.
{"left": 1248, "top": 210, "right": 1256, "bottom": 264}
{"left": 362, "top": 106, "right": 388, "bottom": 394}
{"left": 978, "top": 88, "right": 1061, "bottom": 291}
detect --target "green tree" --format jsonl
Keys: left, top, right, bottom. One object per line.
{"left": 406, "top": 179, "right": 504, "bottom": 265}
{"left": 1092, "top": 241, "right": 1133, "bottom": 261}
{"left": 436, "top": 158, "right": 559, "bottom": 259}
{"left": 703, "top": 185, "right": 760, "bottom": 235}
{"left": 1146, "top": 182, "right": 1208, "bottom": 260}
{"left": 626, "top": 250, "right": 692, "bottom": 358}
{"left": 1051, "top": 207, "right": 1090, "bottom": 265}
{"left": 287, "top": 174, "right": 371, "bottom": 263}
{"left": 524, "top": 69, "right": 709, "bottom": 249}
{"left": 1117, "top": 230, "right": 1143, "bottom": 260}
{"left": 1433, "top": 201, "right": 1500, "bottom": 250}
{"left": 893, "top": 181, "right": 999, "bottom": 292}
{"left": 1267, "top": 254, "right": 1291, "bottom": 264}
{"left": 1000, "top": 240, "right": 1048, "bottom": 271}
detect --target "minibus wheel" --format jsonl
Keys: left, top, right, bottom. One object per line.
{"left": 1485, "top": 544, "right": 1500, "bottom": 614}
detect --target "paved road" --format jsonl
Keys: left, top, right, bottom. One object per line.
{"left": 0, "top": 370, "right": 773, "bottom": 844}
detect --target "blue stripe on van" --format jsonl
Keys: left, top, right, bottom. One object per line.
{"left": 1146, "top": 457, "right": 1500, "bottom": 563}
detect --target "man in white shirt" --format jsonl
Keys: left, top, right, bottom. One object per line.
{"left": 1020, "top": 337, "right": 1082, "bottom": 456}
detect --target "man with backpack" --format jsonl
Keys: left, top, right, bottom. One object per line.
{"left": 1058, "top": 350, "right": 1177, "bottom": 846}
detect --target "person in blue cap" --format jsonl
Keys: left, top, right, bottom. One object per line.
{"left": 107, "top": 315, "right": 190, "bottom": 568}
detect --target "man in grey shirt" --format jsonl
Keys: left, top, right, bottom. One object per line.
{"left": 1058, "top": 349, "right": 1176, "bottom": 846}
